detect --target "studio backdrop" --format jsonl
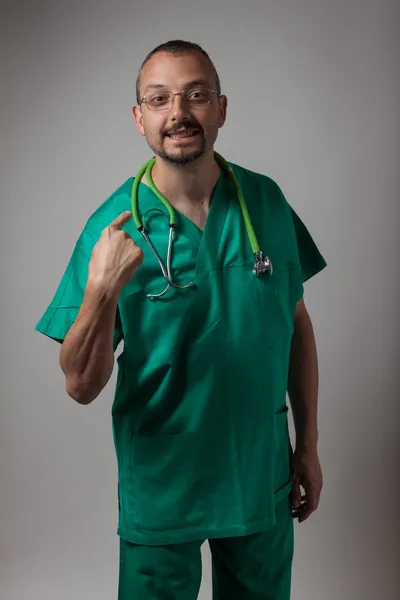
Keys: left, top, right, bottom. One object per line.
{"left": 1, "top": 1, "right": 398, "bottom": 599}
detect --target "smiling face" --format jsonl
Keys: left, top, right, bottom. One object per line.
{"left": 133, "top": 51, "right": 227, "bottom": 166}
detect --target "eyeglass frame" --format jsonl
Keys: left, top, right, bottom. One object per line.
{"left": 138, "top": 87, "right": 220, "bottom": 111}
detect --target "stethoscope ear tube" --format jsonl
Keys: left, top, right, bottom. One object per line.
{"left": 140, "top": 224, "right": 194, "bottom": 300}
{"left": 213, "top": 153, "right": 273, "bottom": 278}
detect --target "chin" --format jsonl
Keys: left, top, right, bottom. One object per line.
{"left": 157, "top": 147, "right": 205, "bottom": 166}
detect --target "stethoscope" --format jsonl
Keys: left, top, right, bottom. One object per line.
{"left": 131, "top": 151, "right": 273, "bottom": 300}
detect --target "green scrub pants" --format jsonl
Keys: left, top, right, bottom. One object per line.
{"left": 118, "top": 495, "right": 294, "bottom": 599}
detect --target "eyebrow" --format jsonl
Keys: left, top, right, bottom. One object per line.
{"left": 143, "top": 79, "right": 211, "bottom": 93}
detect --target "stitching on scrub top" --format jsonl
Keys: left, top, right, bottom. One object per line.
{"left": 196, "top": 263, "right": 297, "bottom": 276}
{"left": 49, "top": 228, "right": 97, "bottom": 311}
{"left": 48, "top": 266, "right": 74, "bottom": 311}
{"left": 48, "top": 227, "right": 99, "bottom": 312}
{"left": 45, "top": 305, "right": 79, "bottom": 334}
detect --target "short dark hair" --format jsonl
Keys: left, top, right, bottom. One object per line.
{"left": 135, "top": 40, "right": 221, "bottom": 104}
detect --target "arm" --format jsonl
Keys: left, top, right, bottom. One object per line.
{"left": 59, "top": 210, "right": 143, "bottom": 405}
{"left": 60, "top": 283, "right": 119, "bottom": 405}
{"left": 287, "top": 296, "right": 323, "bottom": 522}
{"left": 288, "top": 296, "right": 319, "bottom": 448}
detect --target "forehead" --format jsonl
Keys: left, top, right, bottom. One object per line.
{"left": 140, "top": 51, "right": 216, "bottom": 92}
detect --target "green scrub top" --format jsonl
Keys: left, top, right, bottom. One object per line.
{"left": 35, "top": 160, "right": 327, "bottom": 546}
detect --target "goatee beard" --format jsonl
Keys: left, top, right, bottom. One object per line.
{"left": 151, "top": 136, "right": 206, "bottom": 166}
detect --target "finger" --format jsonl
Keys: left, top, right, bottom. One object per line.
{"left": 298, "top": 508, "right": 313, "bottom": 523}
{"left": 292, "top": 496, "right": 308, "bottom": 514}
{"left": 291, "top": 496, "right": 306, "bottom": 511}
{"left": 291, "top": 498, "right": 306, "bottom": 517}
{"left": 110, "top": 211, "right": 132, "bottom": 230}
{"left": 290, "top": 480, "right": 303, "bottom": 510}
{"left": 298, "top": 492, "right": 319, "bottom": 523}
{"left": 291, "top": 494, "right": 306, "bottom": 508}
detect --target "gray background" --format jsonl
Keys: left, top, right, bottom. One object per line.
{"left": 1, "top": 0, "right": 398, "bottom": 598}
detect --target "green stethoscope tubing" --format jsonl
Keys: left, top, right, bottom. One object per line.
{"left": 131, "top": 151, "right": 273, "bottom": 299}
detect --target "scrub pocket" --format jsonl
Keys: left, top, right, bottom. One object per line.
{"left": 126, "top": 429, "right": 222, "bottom": 534}
{"left": 273, "top": 406, "right": 293, "bottom": 503}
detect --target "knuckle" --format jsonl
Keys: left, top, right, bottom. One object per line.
{"left": 136, "top": 247, "right": 144, "bottom": 262}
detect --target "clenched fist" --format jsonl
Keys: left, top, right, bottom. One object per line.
{"left": 88, "top": 211, "right": 144, "bottom": 295}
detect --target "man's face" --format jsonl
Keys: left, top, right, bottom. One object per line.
{"left": 133, "top": 52, "right": 227, "bottom": 166}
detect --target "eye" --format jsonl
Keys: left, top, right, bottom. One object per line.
{"left": 187, "top": 88, "right": 209, "bottom": 102}
{"left": 148, "top": 93, "right": 170, "bottom": 105}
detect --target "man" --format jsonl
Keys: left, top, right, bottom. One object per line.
{"left": 35, "top": 40, "right": 326, "bottom": 599}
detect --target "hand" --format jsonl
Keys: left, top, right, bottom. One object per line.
{"left": 88, "top": 211, "right": 144, "bottom": 294}
{"left": 290, "top": 446, "right": 323, "bottom": 523}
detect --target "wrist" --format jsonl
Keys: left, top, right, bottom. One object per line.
{"left": 85, "top": 277, "right": 120, "bottom": 305}
{"left": 295, "top": 430, "right": 319, "bottom": 453}
{"left": 296, "top": 435, "right": 318, "bottom": 452}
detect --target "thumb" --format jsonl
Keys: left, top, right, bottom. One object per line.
{"left": 110, "top": 211, "right": 132, "bottom": 230}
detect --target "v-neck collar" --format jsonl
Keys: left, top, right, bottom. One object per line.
{"left": 194, "top": 168, "right": 231, "bottom": 274}
{"left": 136, "top": 167, "right": 232, "bottom": 276}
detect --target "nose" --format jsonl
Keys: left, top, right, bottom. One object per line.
{"left": 170, "top": 93, "right": 190, "bottom": 121}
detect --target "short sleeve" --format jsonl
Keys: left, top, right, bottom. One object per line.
{"left": 288, "top": 207, "right": 327, "bottom": 301}
{"left": 35, "top": 228, "right": 124, "bottom": 351}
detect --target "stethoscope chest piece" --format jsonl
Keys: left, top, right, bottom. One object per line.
{"left": 253, "top": 251, "right": 273, "bottom": 277}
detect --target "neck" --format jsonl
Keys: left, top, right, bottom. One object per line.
{"left": 149, "top": 151, "right": 220, "bottom": 209}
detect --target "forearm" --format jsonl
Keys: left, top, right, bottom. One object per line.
{"left": 287, "top": 305, "right": 319, "bottom": 450}
{"left": 60, "top": 282, "right": 119, "bottom": 404}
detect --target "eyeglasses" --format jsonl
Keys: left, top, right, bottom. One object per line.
{"left": 139, "top": 87, "right": 219, "bottom": 111}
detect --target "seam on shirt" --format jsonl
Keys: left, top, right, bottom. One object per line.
{"left": 46, "top": 228, "right": 98, "bottom": 329}
{"left": 44, "top": 304, "right": 79, "bottom": 334}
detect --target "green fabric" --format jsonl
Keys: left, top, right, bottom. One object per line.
{"left": 118, "top": 495, "right": 294, "bottom": 599}
{"left": 35, "top": 161, "right": 326, "bottom": 546}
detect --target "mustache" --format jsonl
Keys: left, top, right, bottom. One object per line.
{"left": 163, "top": 122, "right": 203, "bottom": 136}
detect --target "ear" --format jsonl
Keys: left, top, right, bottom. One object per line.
{"left": 217, "top": 95, "right": 228, "bottom": 129}
{"left": 132, "top": 104, "right": 146, "bottom": 136}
